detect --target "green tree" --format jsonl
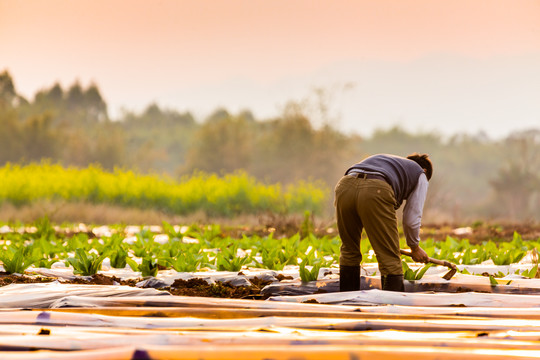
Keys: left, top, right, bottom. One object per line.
{"left": 64, "top": 81, "right": 108, "bottom": 126}
{"left": 21, "top": 114, "right": 60, "bottom": 162}
{"left": 252, "top": 111, "right": 314, "bottom": 184}
{"left": 83, "top": 83, "right": 108, "bottom": 122}
{"left": 120, "top": 103, "right": 196, "bottom": 173}
{"left": 34, "top": 83, "right": 64, "bottom": 108}
{"left": 89, "top": 122, "right": 126, "bottom": 170}
{"left": 488, "top": 130, "right": 540, "bottom": 220}
{"left": 0, "top": 108, "right": 23, "bottom": 163}
{"left": 0, "top": 70, "right": 17, "bottom": 107}
{"left": 184, "top": 112, "right": 254, "bottom": 174}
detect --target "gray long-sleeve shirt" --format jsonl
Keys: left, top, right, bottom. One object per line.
{"left": 403, "top": 173, "right": 428, "bottom": 248}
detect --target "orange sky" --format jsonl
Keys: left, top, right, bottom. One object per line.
{"left": 1, "top": 0, "right": 539, "bottom": 136}
{"left": 3, "top": 1, "right": 539, "bottom": 79}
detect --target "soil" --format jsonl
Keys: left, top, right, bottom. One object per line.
{"left": 0, "top": 272, "right": 273, "bottom": 299}
{"left": 0, "top": 272, "right": 57, "bottom": 286}
{"left": 13, "top": 221, "right": 540, "bottom": 245}
{"left": 166, "top": 277, "right": 272, "bottom": 299}
{"left": 222, "top": 222, "right": 540, "bottom": 245}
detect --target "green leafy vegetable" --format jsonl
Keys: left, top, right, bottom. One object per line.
{"left": 402, "top": 261, "right": 434, "bottom": 281}
{"left": 66, "top": 248, "right": 107, "bottom": 276}
{"left": 0, "top": 243, "right": 39, "bottom": 274}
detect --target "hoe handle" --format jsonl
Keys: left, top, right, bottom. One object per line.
{"left": 400, "top": 249, "right": 457, "bottom": 270}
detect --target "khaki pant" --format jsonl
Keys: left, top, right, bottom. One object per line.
{"left": 334, "top": 174, "right": 402, "bottom": 276}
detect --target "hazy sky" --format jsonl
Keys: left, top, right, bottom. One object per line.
{"left": 1, "top": 0, "right": 539, "bottom": 138}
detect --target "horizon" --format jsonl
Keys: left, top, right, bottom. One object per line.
{"left": 4, "top": 67, "right": 537, "bottom": 142}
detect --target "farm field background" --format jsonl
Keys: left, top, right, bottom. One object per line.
{"left": 2, "top": 71, "right": 540, "bottom": 225}
{"left": 2, "top": 67, "right": 540, "bottom": 358}
{"left": 3, "top": 1, "right": 540, "bottom": 356}
{"left": 1, "top": 163, "right": 540, "bottom": 358}
{"left": 1, "top": 218, "right": 540, "bottom": 359}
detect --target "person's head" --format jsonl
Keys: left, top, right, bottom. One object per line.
{"left": 407, "top": 153, "right": 433, "bottom": 180}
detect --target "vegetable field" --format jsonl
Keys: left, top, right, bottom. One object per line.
{"left": 2, "top": 219, "right": 540, "bottom": 282}
{"left": 1, "top": 163, "right": 540, "bottom": 359}
{"left": 1, "top": 221, "right": 540, "bottom": 358}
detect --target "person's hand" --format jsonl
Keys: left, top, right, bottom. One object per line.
{"left": 410, "top": 245, "right": 429, "bottom": 263}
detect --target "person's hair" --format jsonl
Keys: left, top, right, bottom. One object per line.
{"left": 407, "top": 153, "right": 433, "bottom": 180}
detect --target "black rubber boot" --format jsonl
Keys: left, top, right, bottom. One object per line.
{"left": 381, "top": 274, "right": 404, "bottom": 292}
{"left": 339, "top": 265, "right": 360, "bottom": 292}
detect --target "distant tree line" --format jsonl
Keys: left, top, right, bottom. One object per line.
{"left": 1, "top": 70, "right": 539, "bottom": 222}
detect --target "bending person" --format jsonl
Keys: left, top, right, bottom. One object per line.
{"left": 334, "top": 153, "right": 432, "bottom": 292}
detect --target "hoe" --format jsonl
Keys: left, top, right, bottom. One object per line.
{"left": 400, "top": 249, "right": 458, "bottom": 280}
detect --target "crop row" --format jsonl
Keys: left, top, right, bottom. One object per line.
{"left": 0, "top": 162, "right": 328, "bottom": 216}
{"left": 1, "top": 218, "right": 539, "bottom": 282}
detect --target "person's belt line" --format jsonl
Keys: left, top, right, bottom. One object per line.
{"left": 347, "top": 169, "right": 384, "bottom": 176}
{"left": 347, "top": 170, "right": 388, "bottom": 183}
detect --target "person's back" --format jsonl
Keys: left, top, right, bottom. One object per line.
{"left": 346, "top": 154, "right": 425, "bottom": 209}
{"left": 335, "top": 153, "right": 432, "bottom": 292}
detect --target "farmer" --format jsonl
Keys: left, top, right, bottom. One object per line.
{"left": 335, "top": 153, "right": 432, "bottom": 292}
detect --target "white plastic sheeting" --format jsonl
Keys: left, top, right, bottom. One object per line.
{"left": 0, "top": 282, "right": 540, "bottom": 359}
{"left": 3, "top": 310, "right": 540, "bottom": 333}
{"left": 0, "top": 257, "right": 538, "bottom": 358}
{"left": 339, "top": 305, "right": 540, "bottom": 319}
{"left": 24, "top": 261, "right": 540, "bottom": 288}
{"left": 0, "top": 282, "right": 169, "bottom": 308}
{"left": 269, "top": 288, "right": 540, "bottom": 307}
